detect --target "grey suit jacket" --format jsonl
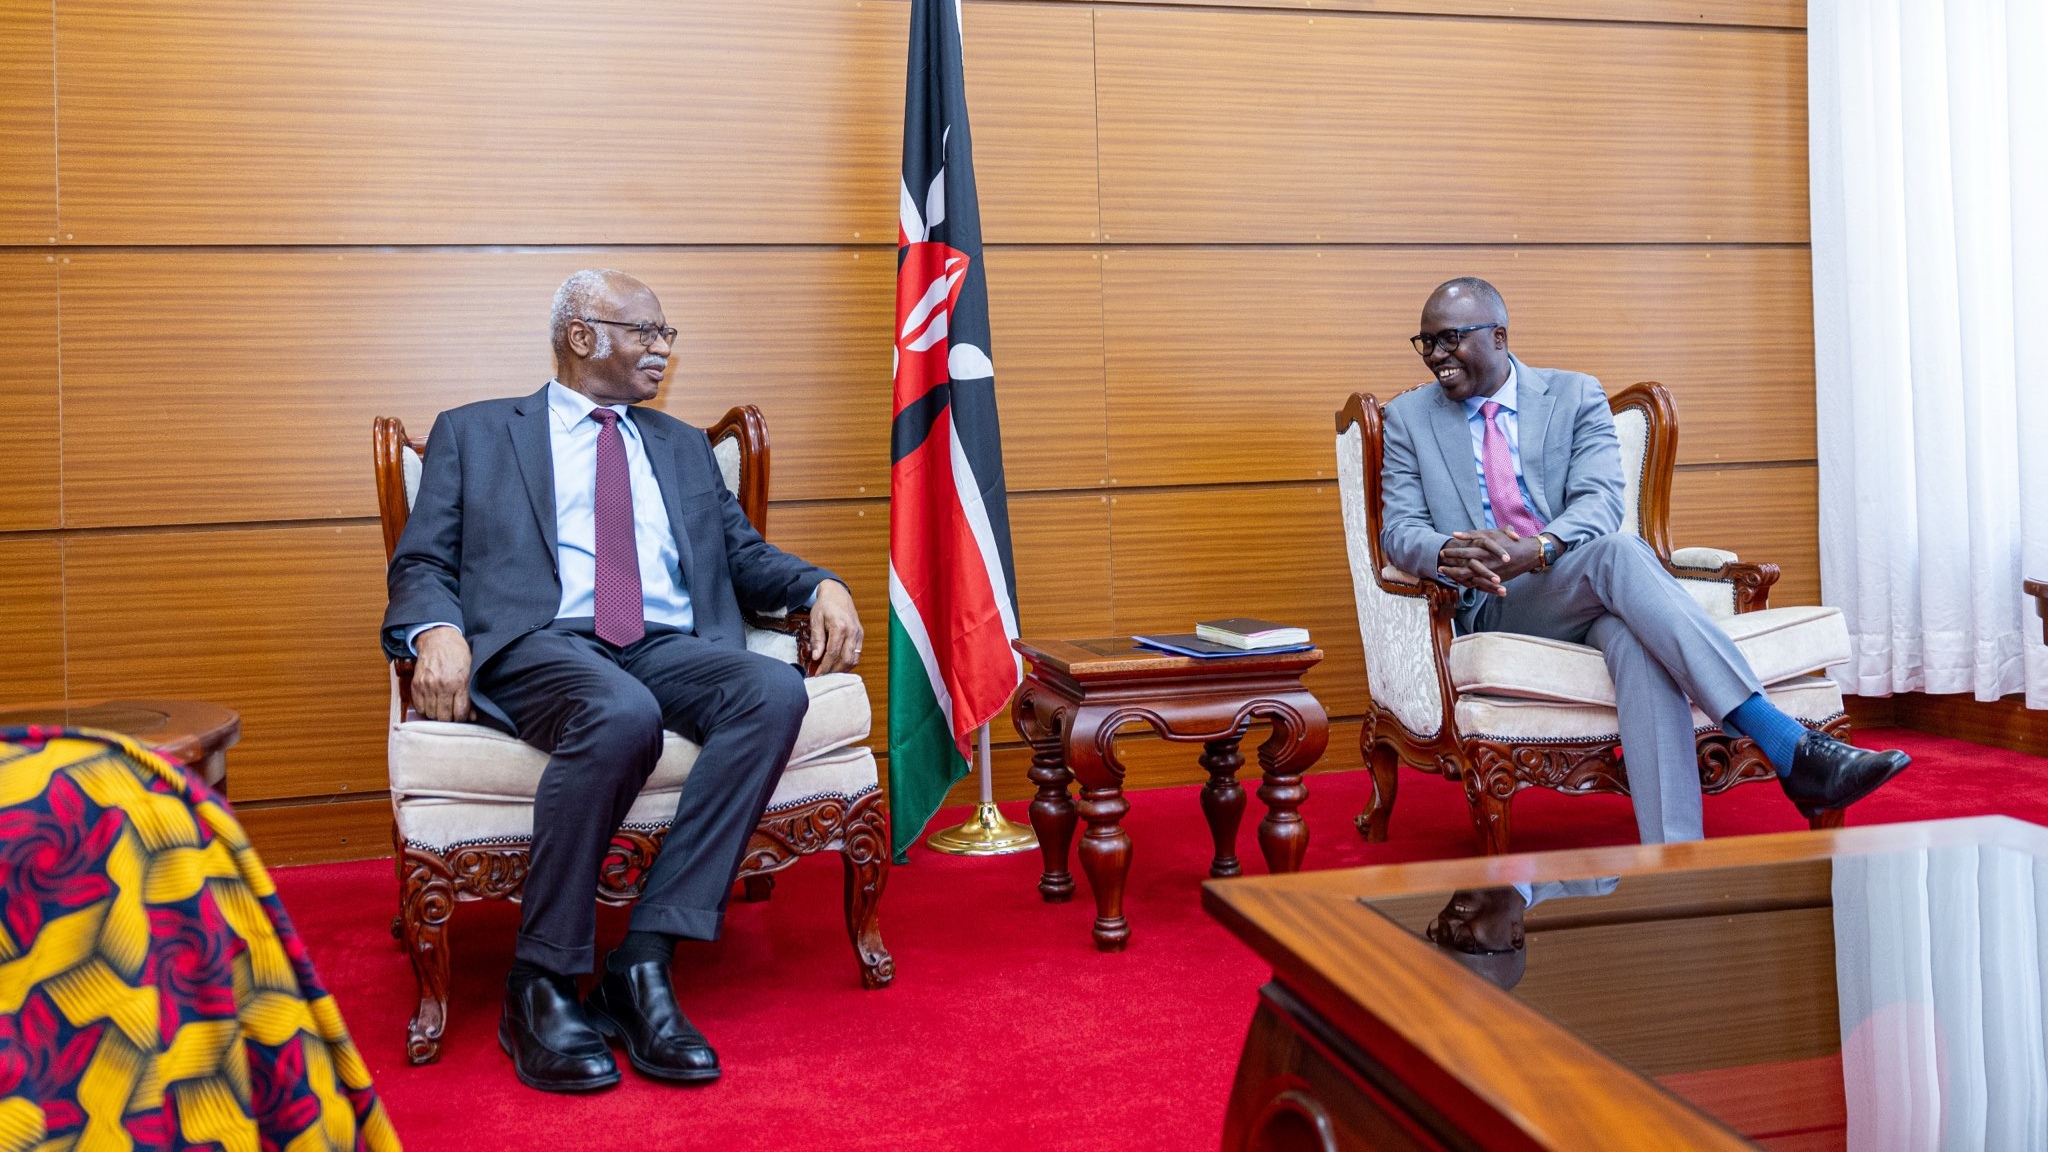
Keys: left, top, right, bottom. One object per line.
{"left": 1378, "top": 358, "right": 1626, "bottom": 611}
{"left": 380, "top": 384, "right": 834, "bottom": 728}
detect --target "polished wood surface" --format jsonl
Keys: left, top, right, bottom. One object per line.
{"left": 1206, "top": 816, "right": 2048, "bottom": 1151}
{"left": 62, "top": 525, "right": 390, "bottom": 802}
{"left": 1093, "top": 10, "right": 1806, "bottom": 244}
{"left": 1072, "top": 0, "right": 1803, "bottom": 25}
{"left": 5, "top": 0, "right": 1819, "bottom": 863}
{"left": 54, "top": 0, "right": 1096, "bottom": 245}
{"left": 0, "top": 255, "right": 59, "bottom": 530}
{"left": 0, "top": 539, "right": 65, "bottom": 703}
{"left": 233, "top": 796, "right": 393, "bottom": 866}
{"left": 1015, "top": 636, "right": 1329, "bottom": 949}
{"left": 1101, "top": 247, "right": 1817, "bottom": 487}
{"left": 0, "top": 698, "right": 240, "bottom": 786}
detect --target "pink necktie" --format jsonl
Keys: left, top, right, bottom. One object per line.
{"left": 1479, "top": 401, "right": 1546, "bottom": 538}
{"left": 589, "top": 409, "right": 645, "bottom": 647}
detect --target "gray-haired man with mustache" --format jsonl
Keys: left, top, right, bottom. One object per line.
{"left": 382, "top": 269, "right": 864, "bottom": 1092}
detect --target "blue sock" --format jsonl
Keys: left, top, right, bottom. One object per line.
{"left": 1721, "top": 693, "right": 1808, "bottom": 777}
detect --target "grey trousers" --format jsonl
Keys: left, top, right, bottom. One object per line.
{"left": 1465, "top": 534, "right": 1762, "bottom": 844}
{"left": 476, "top": 620, "right": 809, "bottom": 974}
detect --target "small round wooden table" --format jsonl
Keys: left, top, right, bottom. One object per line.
{"left": 0, "top": 699, "right": 240, "bottom": 790}
{"left": 1012, "top": 636, "right": 1329, "bottom": 951}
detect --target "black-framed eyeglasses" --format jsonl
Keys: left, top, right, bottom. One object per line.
{"left": 579, "top": 316, "right": 678, "bottom": 346}
{"left": 1410, "top": 323, "right": 1500, "bottom": 356}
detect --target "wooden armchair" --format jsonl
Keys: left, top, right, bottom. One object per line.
{"left": 373, "top": 406, "right": 892, "bottom": 1066}
{"left": 1335, "top": 383, "right": 1855, "bottom": 854}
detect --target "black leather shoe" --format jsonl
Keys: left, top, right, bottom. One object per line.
{"left": 1781, "top": 731, "right": 1911, "bottom": 818}
{"left": 586, "top": 959, "right": 721, "bottom": 1084}
{"left": 498, "top": 974, "right": 621, "bottom": 1093}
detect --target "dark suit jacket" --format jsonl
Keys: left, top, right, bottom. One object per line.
{"left": 381, "top": 384, "right": 834, "bottom": 728}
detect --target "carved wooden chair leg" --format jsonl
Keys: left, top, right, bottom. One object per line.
{"left": 840, "top": 793, "right": 895, "bottom": 990}
{"left": 1354, "top": 739, "right": 1402, "bottom": 842}
{"left": 1810, "top": 809, "right": 1847, "bottom": 831}
{"left": 396, "top": 847, "right": 458, "bottom": 1065}
{"left": 1462, "top": 759, "right": 1516, "bottom": 856}
{"left": 741, "top": 874, "right": 776, "bottom": 902}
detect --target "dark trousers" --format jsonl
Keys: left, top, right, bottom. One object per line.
{"left": 475, "top": 620, "right": 809, "bottom": 974}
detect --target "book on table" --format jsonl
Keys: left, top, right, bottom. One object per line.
{"left": 1193, "top": 617, "right": 1312, "bottom": 650}
{"left": 1131, "top": 632, "right": 1313, "bottom": 660}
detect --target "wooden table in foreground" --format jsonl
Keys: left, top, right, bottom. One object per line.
{"left": 1013, "top": 636, "right": 1328, "bottom": 951}
{"left": 0, "top": 698, "right": 240, "bottom": 790}
{"left": 1205, "top": 816, "right": 2048, "bottom": 1151}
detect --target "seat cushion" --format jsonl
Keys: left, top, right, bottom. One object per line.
{"left": 1455, "top": 675, "right": 1844, "bottom": 742}
{"left": 395, "top": 745, "right": 879, "bottom": 851}
{"left": 389, "top": 671, "right": 869, "bottom": 803}
{"left": 1446, "top": 605, "right": 1849, "bottom": 708}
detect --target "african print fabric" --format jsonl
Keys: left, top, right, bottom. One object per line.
{"left": 0, "top": 728, "right": 400, "bottom": 1152}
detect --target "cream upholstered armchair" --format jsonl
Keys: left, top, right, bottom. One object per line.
{"left": 1336, "top": 383, "right": 1856, "bottom": 854}
{"left": 372, "top": 406, "right": 892, "bottom": 1066}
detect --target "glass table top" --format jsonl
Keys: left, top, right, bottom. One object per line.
{"left": 1362, "top": 842, "right": 2048, "bottom": 1150}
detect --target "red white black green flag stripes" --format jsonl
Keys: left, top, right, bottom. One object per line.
{"left": 888, "top": 0, "right": 1021, "bottom": 858}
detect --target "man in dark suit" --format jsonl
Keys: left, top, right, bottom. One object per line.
{"left": 1379, "top": 276, "right": 1908, "bottom": 843}
{"left": 382, "top": 268, "right": 863, "bottom": 1093}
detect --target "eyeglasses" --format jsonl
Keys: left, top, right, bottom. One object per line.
{"left": 579, "top": 317, "right": 679, "bottom": 347}
{"left": 1410, "top": 323, "right": 1501, "bottom": 356}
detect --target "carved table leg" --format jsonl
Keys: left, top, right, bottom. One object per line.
{"left": 1200, "top": 737, "right": 1247, "bottom": 879}
{"left": 840, "top": 792, "right": 895, "bottom": 989}
{"left": 396, "top": 847, "right": 456, "bottom": 1065}
{"left": 1019, "top": 686, "right": 1078, "bottom": 903}
{"left": 1067, "top": 711, "right": 1132, "bottom": 951}
{"left": 1253, "top": 694, "right": 1327, "bottom": 874}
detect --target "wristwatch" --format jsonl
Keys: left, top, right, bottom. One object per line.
{"left": 1537, "top": 533, "right": 1562, "bottom": 570}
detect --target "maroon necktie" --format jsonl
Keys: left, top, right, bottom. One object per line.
{"left": 589, "top": 409, "right": 645, "bottom": 647}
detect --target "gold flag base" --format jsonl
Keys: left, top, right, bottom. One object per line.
{"left": 925, "top": 801, "right": 1039, "bottom": 856}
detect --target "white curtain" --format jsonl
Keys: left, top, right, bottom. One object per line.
{"left": 1810, "top": 0, "right": 2048, "bottom": 706}
{"left": 1833, "top": 846, "right": 2048, "bottom": 1150}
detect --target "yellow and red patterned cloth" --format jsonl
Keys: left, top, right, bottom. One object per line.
{"left": 0, "top": 728, "right": 399, "bottom": 1151}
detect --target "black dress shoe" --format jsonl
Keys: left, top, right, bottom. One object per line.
{"left": 586, "top": 959, "right": 721, "bottom": 1083}
{"left": 1781, "top": 731, "right": 1912, "bottom": 818}
{"left": 499, "top": 975, "right": 621, "bottom": 1093}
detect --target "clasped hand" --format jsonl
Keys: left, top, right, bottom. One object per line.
{"left": 1437, "top": 529, "right": 1545, "bottom": 596}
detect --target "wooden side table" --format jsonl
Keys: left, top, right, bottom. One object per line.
{"left": 0, "top": 699, "right": 240, "bottom": 790}
{"left": 1012, "top": 636, "right": 1329, "bottom": 951}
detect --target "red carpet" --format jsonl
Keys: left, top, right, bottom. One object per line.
{"left": 272, "top": 727, "right": 2045, "bottom": 1151}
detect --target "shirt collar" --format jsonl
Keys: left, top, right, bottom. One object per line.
{"left": 1462, "top": 360, "right": 1520, "bottom": 418}
{"left": 547, "top": 379, "right": 634, "bottom": 435}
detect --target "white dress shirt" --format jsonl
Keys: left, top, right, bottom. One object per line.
{"left": 543, "top": 380, "right": 692, "bottom": 632}
{"left": 1460, "top": 362, "right": 1542, "bottom": 531}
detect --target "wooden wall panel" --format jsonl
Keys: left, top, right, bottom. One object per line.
{"left": 62, "top": 525, "right": 389, "bottom": 801}
{"left": 0, "top": 0, "right": 54, "bottom": 243}
{"left": 1101, "top": 246, "right": 1816, "bottom": 488}
{"left": 1108, "top": 485, "right": 1366, "bottom": 716}
{"left": 1094, "top": 10, "right": 1806, "bottom": 243}
{"left": 58, "top": 248, "right": 1111, "bottom": 526}
{"left": 1671, "top": 466, "right": 1820, "bottom": 606}
{"left": 1073, "top": 0, "right": 1803, "bottom": 28}
{"left": 0, "top": 539, "right": 65, "bottom": 702}
{"left": 54, "top": 0, "right": 1097, "bottom": 245}
{"left": 0, "top": 254, "right": 60, "bottom": 530}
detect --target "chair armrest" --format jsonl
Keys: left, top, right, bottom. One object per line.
{"left": 391, "top": 657, "right": 419, "bottom": 722}
{"left": 747, "top": 607, "right": 821, "bottom": 676}
{"left": 1662, "top": 548, "right": 1780, "bottom": 613}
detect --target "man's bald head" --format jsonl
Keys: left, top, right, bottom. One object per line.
{"left": 1425, "top": 277, "right": 1509, "bottom": 327}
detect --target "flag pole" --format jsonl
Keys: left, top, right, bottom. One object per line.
{"left": 924, "top": 723, "right": 1037, "bottom": 855}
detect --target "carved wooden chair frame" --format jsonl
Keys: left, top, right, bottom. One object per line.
{"left": 372, "top": 405, "right": 892, "bottom": 1065}
{"left": 1338, "top": 383, "right": 1848, "bottom": 855}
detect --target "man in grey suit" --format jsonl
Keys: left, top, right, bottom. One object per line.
{"left": 1379, "top": 277, "right": 1907, "bottom": 844}
{"left": 383, "top": 269, "right": 864, "bottom": 1093}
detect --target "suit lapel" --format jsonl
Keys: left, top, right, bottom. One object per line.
{"left": 1513, "top": 359, "right": 1557, "bottom": 520}
{"left": 509, "top": 386, "right": 558, "bottom": 558}
{"left": 1429, "top": 390, "right": 1487, "bottom": 529}
{"left": 630, "top": 409, "right": 690, "bottom": 584}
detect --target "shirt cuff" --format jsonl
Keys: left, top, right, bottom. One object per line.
{"left": 403, "top": 622, "right": 459, "bottom": 655}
